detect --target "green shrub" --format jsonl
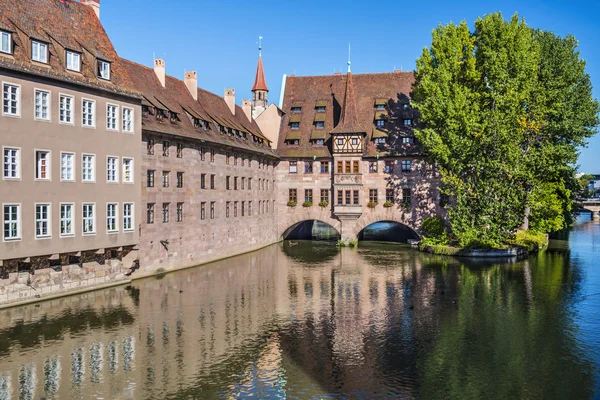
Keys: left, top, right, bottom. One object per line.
{"left": 318, "top": 200, "right": 329, "bottom": 208}
{"left": 421, "top": 216, "right": 449, "bottom": 245}
{"left": 302, "top": 201, "right": 313, "bottom": 207}
{"left": 513, "top": 230, "right": 548, "bottom": 251}
{"left": 287, "top": 201, "right": 297, "bottom": 207}
{"left": 383, "top": 201, "right": 394, "bottom": 208}
{"left": 419, "top": 243, "right": 462, "bottom": 256}
{"left": 367, "top": 201, "right": 377, "bottom": 209}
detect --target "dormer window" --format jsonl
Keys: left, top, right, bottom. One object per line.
{"left": 315, "top": 121, "right": 324, "bottom": 129}
{"left": 403, "top": 119, "right": 412, "bottom": 126}
{"left": 66, "top": 51, "right": 81, "bottom": 72}
{"left": 156, "top": 109, "right": 166, "bottom": 121}
{"left": 291, "top": 106, "right": 302, "bottom": 113}
{"left": 376, "top": 119, "right": 385, "bottom": 127}
{"left": 315, "top": 106, "right": 326, "bottom": 112}
{"left": 290, "top": 122, "right": 299, "bottom": 130}
{"left": 0, "top": 31, "right": 11, "bottom": 54}
{"left": 375, "top": 104, "right": 385, "bottom": 110}
{"left": 313, "top": 139, "right": 324, "bottom": 145}
{"left": 98, "top": 60, "right": 111, "bottom": 80}
{"left": 169, "top": 111, "right": 179, "bottom": 123}
{"left": 402, "top": 137, "right": 414, "bottom": 144}
{"left": 375, "top": 137, "right": 386, "bottom": 145}
{"left": 31, "top": 41, "right": 48, "bottom": 63}
{"left": 193, "top": 118, "right": 201, "bottom": 129}
{"left": 286, "top": 139, "right": 299, "bottom": 145}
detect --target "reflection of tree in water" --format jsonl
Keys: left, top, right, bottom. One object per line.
{"left": 281, "top": 241, "right": 339, "bottom": 264}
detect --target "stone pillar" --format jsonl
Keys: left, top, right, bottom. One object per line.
{"left": 339, "top": 218, "right": 358, "bottom": 242}
{"left": 592, "top": 211, "right": 600, "bottom": 221}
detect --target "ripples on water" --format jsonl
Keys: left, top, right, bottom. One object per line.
{"left": 0, "top": 216, "right": 599, "bottom": 399}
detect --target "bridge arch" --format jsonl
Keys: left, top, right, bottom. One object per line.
{"left": 282, "top": 220, "right": 341, "bottom": 240}
{"left": 357, "top": 220, "right": 420, "bottom": 242}
{"left": 352, "top": 213, "right": 422, "bottom": 242}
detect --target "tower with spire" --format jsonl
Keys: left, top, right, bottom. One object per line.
{"left": 251, "top": 36, "right": 269, "bottom": 119}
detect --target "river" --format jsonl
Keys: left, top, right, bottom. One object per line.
{"left": 0, "top": 216, "right": 599, "bottom": 399}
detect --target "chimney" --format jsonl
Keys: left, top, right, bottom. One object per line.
{"left": 81, "top": 0, "right": 100, "bottom": 19}
{"left": 224, "top": 88, "right": 235, "bottom": 115}
{"left": 184, "top": 71, "right": 198, "bottom": 101}
{"left": 242, "top": 100, "right": 252, "bottom": 121}
{"left": 154, "top": 59, "right": 165, "bottom": 87}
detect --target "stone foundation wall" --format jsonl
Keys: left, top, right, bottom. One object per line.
{"left": 0, "top": 250, "right": 137, "bottom": 305}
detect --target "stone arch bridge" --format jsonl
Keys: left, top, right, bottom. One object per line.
{"left": 278, "top": 206, "right": 429, "bottom": 241}
{"left": 578, "top": 199, "right": 600, "bottom": 220}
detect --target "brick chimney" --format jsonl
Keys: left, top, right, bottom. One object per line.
{"left": 154, "top": 59, "right": 165, "bottom": 87}
{"left": 224, "top": 88, "right": 235, "bottom": 115}
{"left": 81, "top": 0, "right": 100, "bottom": 19}
{"left": 184, "top": 71, "right": 198, "bottom": 101}
{"left": 242, "top": 100, "right": 252, "bottom": 121}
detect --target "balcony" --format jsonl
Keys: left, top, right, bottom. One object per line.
{"left": 333, "top": 204, "right": 363, "bottom": 219}
{"left": 334, "top": 174, "right": 363, "bottom": 185}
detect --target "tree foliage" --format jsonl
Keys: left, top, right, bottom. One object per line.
{"left": 413, "top": 12, "right": 599, "bottom": 247}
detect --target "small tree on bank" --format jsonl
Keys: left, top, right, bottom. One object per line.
{"left": 412, "top": 12, "right": 599, "bottom": 247}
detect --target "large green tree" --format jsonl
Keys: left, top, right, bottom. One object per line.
{"left": 412, "top": 12, "right": 599, "bottom": 247}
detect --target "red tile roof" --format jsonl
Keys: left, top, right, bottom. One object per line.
{"left": 277, "top": 71, "right": 422, "bottom": 158}
{"left": 121, "top": 58, "right": 278, "bottom": 158}
{"left": 251, "top": 56, "right": 268, "bottom": 92}
{"left": 0, "top": 0, "right": 138, "bottom": 98}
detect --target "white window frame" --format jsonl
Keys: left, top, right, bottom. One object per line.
{"left": 66, "top": 51, "right": 81, "bottom": 72}
{"left": 82, "top": 203, "right": 96, "bottom": 235}
{"left": 31, "top": 41, "right": 48, "bottom": 63}
{"left": 2, "top": 82, "right": 21, "bottom": 117}
{"left": 34, "top": 149, "right": 51, "bottom": 181}
{"left": 122, "top": 157, "right": 134, "bottom": 183}
{"left": 106, "top": 203, "right": 118, "bottom": 233}
{"left": 3, "top": 146, "right": 20, "bottom": 180}
{"left": 98, "top": 60, "right": 111, "bottom": 80}
{"left": 60, "top": 152, "right": 75, "bottom": 182}
{"left": 106, "top": 103, "right": 119, "bottom": 131}
{"left": 0, "top": 31, "right": 11, "bottom": 54}
{"left": 82, "top": 153, "right": 95, "bottom": 182}
{"left": 60, "top": 203, "right": 75, "bottom": 237}
{"left": 59, "top": 94, "right": 74, "bottom": 125}
{"left": 122, "top": 107, "right": 134, "bottom": 133}
{"left": 106, "top": 156, "right": 119, "bottom": 183}
{"left": 34, "top": 88, "right": 51, "bottom": 121}
{"left": 35, "top": 203, "right": 51, "bottom": 239}
{"left": 123, "top": 203, "right": 134, "bottom": 232}
{"left": 3, "top": 203, "right": 21, "bottom": 241}
{"left": 82, "top": 98, "right": 95, "bottom": 128}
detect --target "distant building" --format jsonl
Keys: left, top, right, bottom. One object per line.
{"left": 588, "top": 175, "right": 600, "bottom": 197}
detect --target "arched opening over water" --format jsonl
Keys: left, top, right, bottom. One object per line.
{"left": 282, "top": 220, "right": 341, "bottom": 241}
{"left": 357, "top": 221, "right": 419, "bottom": 243}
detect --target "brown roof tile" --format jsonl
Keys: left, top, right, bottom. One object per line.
{"left": 120, "top": 58, "right": 278, "bottom": 158}
{"left": 0, "top": 0, "right": 138, "bottom": 98}
{"left": 251, "top": 55, "right": 268, "bottom": 92}
{"left": 277, "top": 71, "right": 421, "bottom": 158}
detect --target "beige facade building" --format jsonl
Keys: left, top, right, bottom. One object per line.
{"left": 0, "top": 0, "right": 141, "bottom": 301}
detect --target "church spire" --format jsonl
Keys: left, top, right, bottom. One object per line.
{"left": 251, "top": 36, "right": 268, "bottom": 119}
{"left": 331, "top": 69, "right": 364, "bottom": 134}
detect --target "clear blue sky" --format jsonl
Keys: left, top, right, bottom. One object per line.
{"left": 100, "top": 0, "right": 600, "bottom": 172}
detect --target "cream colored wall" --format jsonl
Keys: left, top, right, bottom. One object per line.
{"left": 0, "top": 70, "right": 142, "bottom": 260}
{"left": 254, "top": 104, "right": 282, "bottom": 150}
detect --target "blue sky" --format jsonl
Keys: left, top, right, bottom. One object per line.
{"left": 101, "top": 0, "right": 600, "bottom": 172}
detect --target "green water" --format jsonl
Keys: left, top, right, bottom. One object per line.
{"left": 0, "top": 216, "right": 599, "bottom": 399}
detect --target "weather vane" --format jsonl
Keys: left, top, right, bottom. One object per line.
{"left": 258, "top": 35, "right": 263, "bottom": 56}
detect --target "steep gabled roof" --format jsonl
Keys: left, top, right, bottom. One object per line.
{"left": 251, "top": 56, "right": 268, "bottom": 92}
{"left": 121, "top": 58, "right": 278, "bottom": 158}
{"left": 277, "top": 71, "right": 422, "bottom": 158}
{"left": 0, "top": 0, "right": 137, "bottom": 98}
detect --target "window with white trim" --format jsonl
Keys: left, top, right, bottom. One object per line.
{"left": 3, "top": 204, "right": 20, "bottom": 240}
{"left": 107, "top": 203, "right": 118, "bottom": 233}
{"left": 3, "top": 147, "right": 19, "bottom": 179}
{"left": 34, "top": 90, "right": 50, "bottom": 120}
{"left": 107, "top": 156, "right": 118, "bottom": 182}
{"left": 60, "top": 152, "right": 74, "bottom": 181}
{"left": 35, "top": 204, "right": 50, "bottom": 238}
{"left": 98, "top": 60, "right": 111, "bottom": 80}
{"left": 60, "top": 95, "right": 73, "bottom": 124}
{"left": 123, "top": 203, "right": 134, "bottom": 231}
{"left": 82, "top": 99, "right": 95, "bottom": 127}
{"left": 82, "top": 154, "right": 95, "bottom": 182}
{"left": 107, "top": 104, "right": 118, "bottom": 130}
{"left": 35, "top": 150, "right": 50, "bottom": 180}
{"left": 122, "top": 158, "right": 133, "bottom": 183}
{"left": 122, "top": 107, "right": 133, "bottom": 132}
{"left": 0, "top": 31, "right": 11, "bottom": 54}
{"left": 60, "top": 204, "right": 74, "bottom": 236}
{"left": 32, "top": 41, "right": 48, "bottom": 63}
{"left": 3, "top": 83, "right": 19, "bottom": 116}
{"left": 82, "top": 203, "right": 95, "bottom": 234}
{"left": 66, "top": 51, "right": 81, "bottom": 72}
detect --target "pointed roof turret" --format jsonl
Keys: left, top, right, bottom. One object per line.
{"left": 252, "top": 36, "right": 268, "bottom": 92}
{"left": 331, "top": 71, "right": 364, "bottom": 134}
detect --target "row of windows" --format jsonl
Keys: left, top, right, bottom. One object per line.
{"left": 287, "top": 160, "right": 413, "bottom": 174}
{"left": 0, "top": 31, "right": 112, "bottom": 80}
{"left": 145, "top": 170, "right": 274, "bottom": 191}
{"left": 288, "top": 188, "right": 413, "bottom": 206}
{"left": 146, "top": 200, "right": 275, "bottom": 223}
{"left": 2, "top": 83, "right": 134, "bottom": 131}
{"left": 2, "top": 202, "right": 134, "bottom": 241}
{"left": 3, "top": 148, "right": 134, "bottom": 183}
